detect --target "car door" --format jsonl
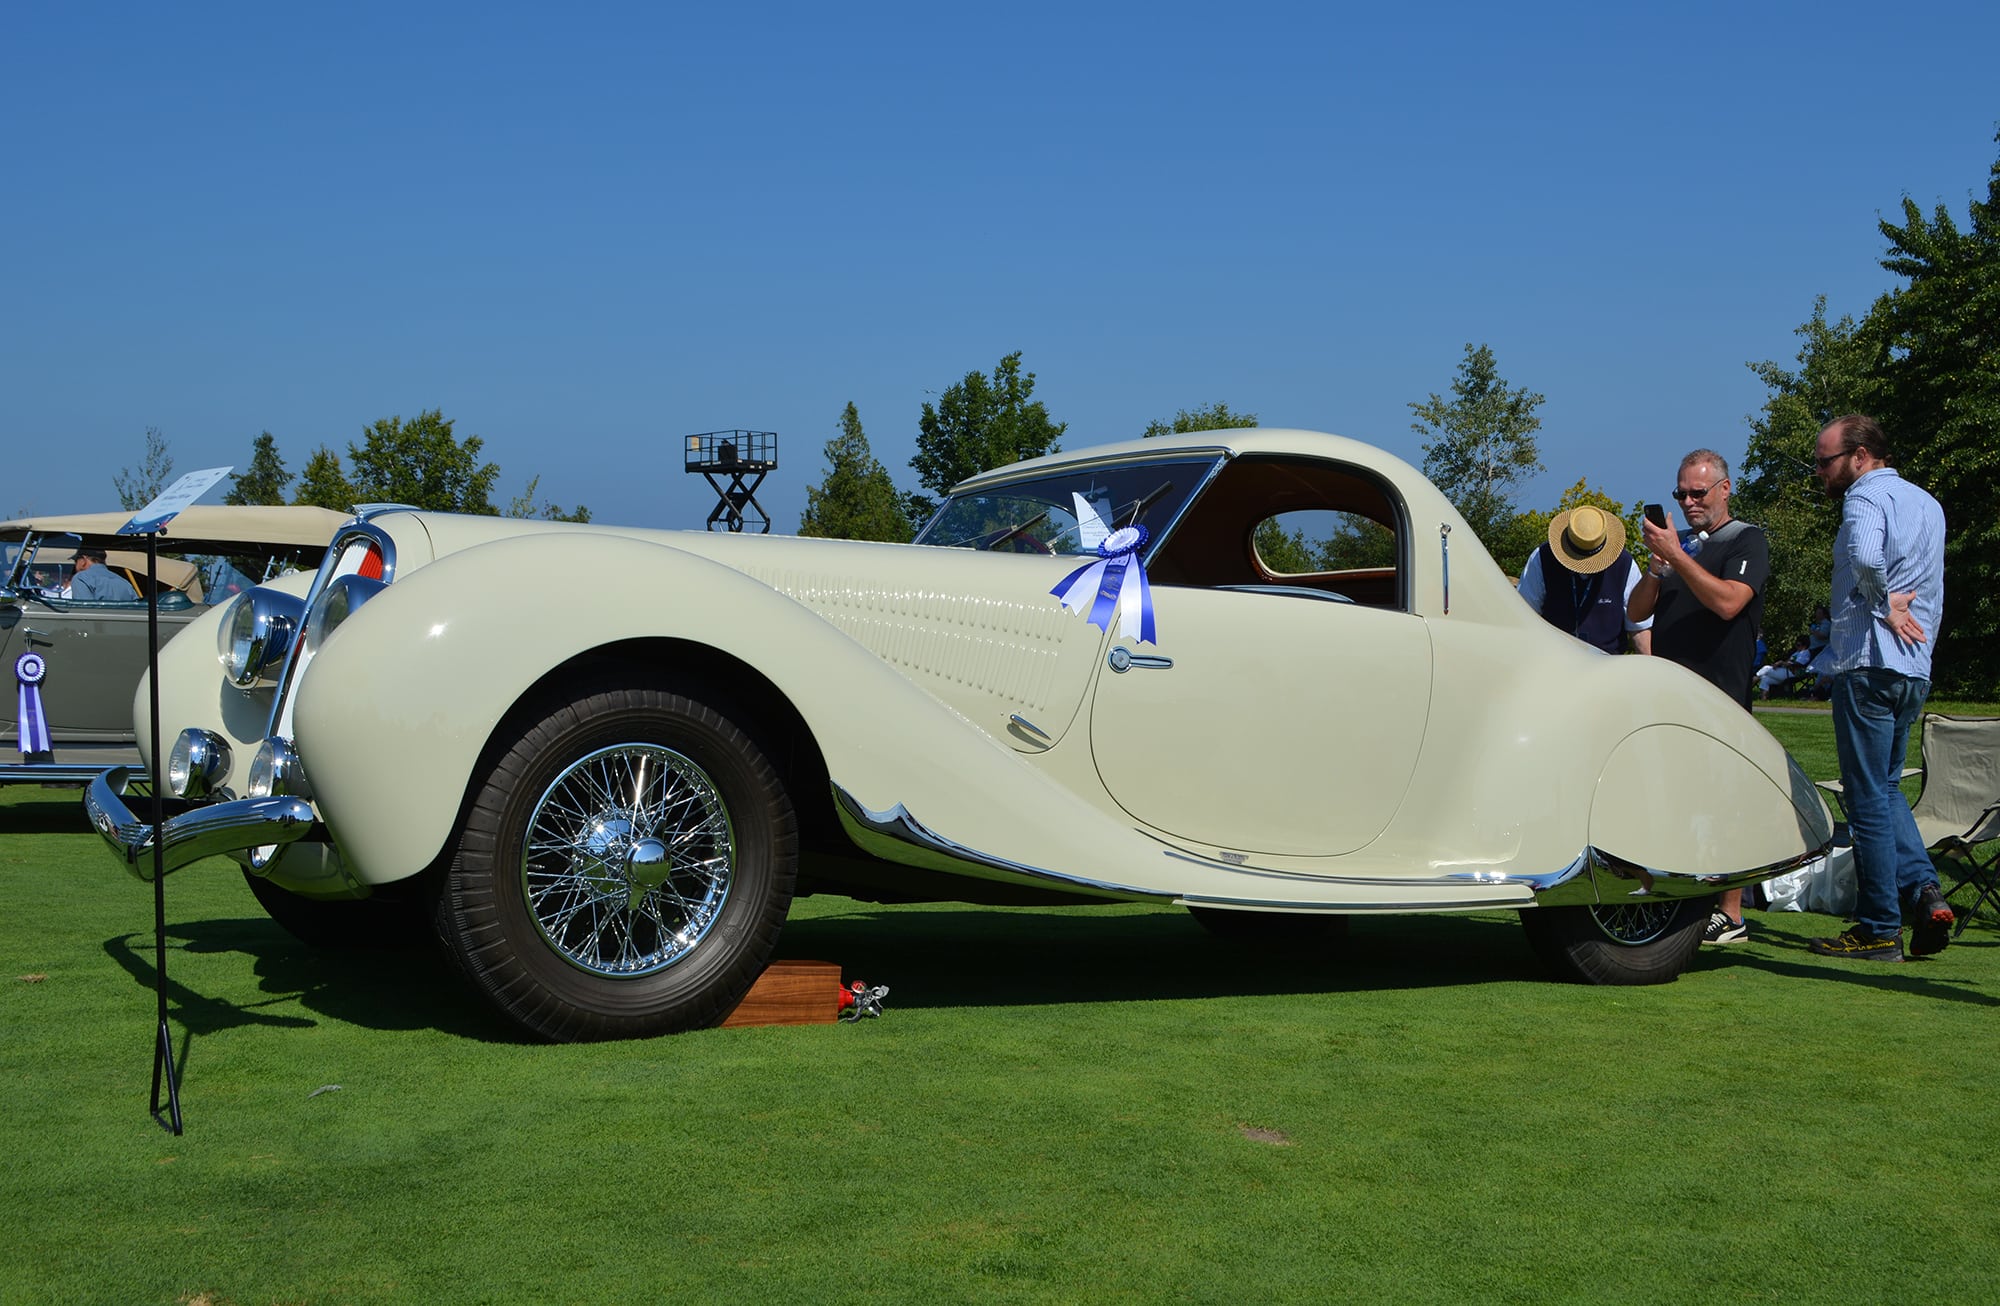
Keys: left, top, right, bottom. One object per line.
{"left": 1087, "top": 587, "right": 1432, "bottom": 856}
{"left": 1, "top": 598, "right": 195, "bottom": 742}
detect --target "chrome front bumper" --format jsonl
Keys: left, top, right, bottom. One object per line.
{"left": 85, "top": 768, "right": 316, "bottom": 882}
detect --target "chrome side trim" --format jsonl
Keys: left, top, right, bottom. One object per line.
{"left": 831, "top": 785, "right": 1162, "bottom": 900}
{"left": 1178, "top": 893, "right": 1501, "bottom": 914}
{"left": 0, "top": 762, "right": 121, "bottom": 785}
{"left": 86, "top": 769, "right": 316, "bottom": 882}
{"left": 1508, "top": 838, "right": 1838, "bottom": 909}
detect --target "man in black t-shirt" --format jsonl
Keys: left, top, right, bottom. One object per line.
{"left": 1628, "top": 447, "right": 1770, "bottom": 942}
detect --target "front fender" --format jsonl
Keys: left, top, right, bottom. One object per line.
{"left": 289, "top": 533, "right": 1146, "bottom": 888}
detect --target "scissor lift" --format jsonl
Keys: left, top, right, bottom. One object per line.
{"left": 684, "top": 430, "right": 778, "bottom": 533}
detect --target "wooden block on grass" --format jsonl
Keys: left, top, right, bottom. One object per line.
{"left": 720, "top": 960, "right": 842, "bottom": 1028}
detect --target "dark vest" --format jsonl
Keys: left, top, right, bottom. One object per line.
{"left": 1535, "top": 544, "right": 1633, "bottom": 654}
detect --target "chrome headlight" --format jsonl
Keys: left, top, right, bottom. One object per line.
{"left": 300, "top": 572, "right": 387, "bottom": 659}
{"left": 246, "top": 736, "right": 310, "bottom": 800}
{"left": 166, "top": 729, "right": 232, "bottom": 799}
{"left": 217, "top": 587, "right": 307, "bottom": 688}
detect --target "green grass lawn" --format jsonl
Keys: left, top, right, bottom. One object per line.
{"left": 4, "top": 714, "right": 1998, "bottom": 1304}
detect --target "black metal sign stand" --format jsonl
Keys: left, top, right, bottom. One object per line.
{"left": 115, "top": 465, "right": 230, "bottom": 1135}
{"left": 143, "top": 526, "right": 182, "bottom": 1135}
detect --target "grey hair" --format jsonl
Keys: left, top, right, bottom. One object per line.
{"left": 1679, "top": 448, "right": 1730, "bottom": 482}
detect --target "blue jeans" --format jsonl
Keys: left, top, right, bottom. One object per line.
{"left": 1830, "top": 668, "right": 1935, "bottom": 938}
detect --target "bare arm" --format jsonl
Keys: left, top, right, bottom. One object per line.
{"left": 1634, "top": 517, "right": 1754, "bottom": 620}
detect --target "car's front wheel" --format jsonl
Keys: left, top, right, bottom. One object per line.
{"left": 436, "top": 677, "right": 797, "bottom": 1041}
{"left": 1519, "top": 897, "right": 1709, "bottom": 985}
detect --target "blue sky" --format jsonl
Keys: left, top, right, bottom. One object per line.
{"left": 5, "top": 2, "right": 1996, "bottom": 544}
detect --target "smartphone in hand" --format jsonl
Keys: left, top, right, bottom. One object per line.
{"left": 1644, "top": 503, "right": 1669, "bottom": 529}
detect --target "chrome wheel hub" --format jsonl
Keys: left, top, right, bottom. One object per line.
{"left": 522, "top": 744, "right": 734, "bottom": 977}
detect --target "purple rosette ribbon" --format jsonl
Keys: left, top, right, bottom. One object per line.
{"left": 1050, "top": 524, "right": 1157, "bottom": 644}
{"left": 16, "top": 651, "right": 52, "bottom": 756}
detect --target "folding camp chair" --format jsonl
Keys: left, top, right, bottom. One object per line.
{"left": 1817, "top": 713, "right": 2000, "bottom": 936}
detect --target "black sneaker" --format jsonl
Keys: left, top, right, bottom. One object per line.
{"left": 1908, "top": 883, "right": 1955, "bottom": 958}
{"left": 1808, "top": 928, "right": 1904, "bottom": 962}
{"left": 1702, "top": 910, "right": 1750, "bottom": 945}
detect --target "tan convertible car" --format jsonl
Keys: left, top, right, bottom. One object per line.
{"left": 86, "top": 431, "right": 1833, "bottom": 1040}
{"left": 2, "top": 506, "right": 348, "bottom": 783}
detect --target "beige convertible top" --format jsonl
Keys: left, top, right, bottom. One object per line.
{"left": 0, "top": 504, "right": 350, "bottom": 549}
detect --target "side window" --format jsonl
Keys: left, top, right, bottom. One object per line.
{"left": 1253, "top": 510, "right": 1397, "bottom": 575}
{"left": 1149, "top": 455, "right": 1406, "bottom": 609}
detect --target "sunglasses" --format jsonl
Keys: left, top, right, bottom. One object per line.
{"left": 1813, "top": 451, "right": 1850, "bottom": 470}
{"left": 1670, "top": 482, "right": 1722, "bottom": 502}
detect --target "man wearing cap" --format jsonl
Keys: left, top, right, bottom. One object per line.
{"left": 1516, "top": 504, "right": 1652, "bottom": 655}
{"left": 66, "top": 547, "right": 140, "bottom": 602}
{"left": 1629, "top": 448, "right": 1770, "bottom": 944}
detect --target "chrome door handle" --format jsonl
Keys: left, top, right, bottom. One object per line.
{"left": 1107, "top": 647, "right": 1173, "bottom": 673}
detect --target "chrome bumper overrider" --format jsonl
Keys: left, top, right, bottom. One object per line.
{"left": 85, "top": 768, "right": 316, "bottom": 882}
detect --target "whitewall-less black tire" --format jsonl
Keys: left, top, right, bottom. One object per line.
{"left": 435, "top": 679, "right": 797, "bottom": 1041}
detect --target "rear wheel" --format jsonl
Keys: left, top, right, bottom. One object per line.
{"left": 435, "top": 678, "right": 797, "bottom": 1042}
{"left": 1520, "top": 897, "right": 1709, "bottom": 985}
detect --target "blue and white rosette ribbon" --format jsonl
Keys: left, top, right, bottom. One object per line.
{"left": 16, "top": 651, "right": 52, "bottom": 757}
{"left": 1050, "top": 524, "right": 1157, "bottom": 644}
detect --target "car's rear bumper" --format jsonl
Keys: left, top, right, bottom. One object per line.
{"left": 85, "top": 768, "right": 316, "bottom": 882}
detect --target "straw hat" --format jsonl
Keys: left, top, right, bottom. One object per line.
{"left": 1545, "top": 505, "right": 1625, "bottom": 575}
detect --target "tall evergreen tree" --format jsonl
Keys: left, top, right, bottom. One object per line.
{"left": 292, "top": 445, "right": 356, "bottom": 511}
{"left": 800, "top": 403, "right": 911, "bottom": 542}
{"left": 224, "top": 431, "right": 293, "bottom": 506}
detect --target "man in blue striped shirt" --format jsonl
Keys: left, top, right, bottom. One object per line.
{"left": 1807, "top": 414, "right": 1951, "bottom": 963}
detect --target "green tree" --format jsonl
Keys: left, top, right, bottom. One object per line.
{"left": 114, "top": 426, "right": 174, "bottom": 510}
{"left": 1142, "top": 401, "right": 1258, "bottom": 438}
{"left": 909, "top": 352, "right": 1066, "bottom": 515}
{"left": 347, "top": 409, "right": 501, "bottom": 514}
{"left": 1872, "top": 144, "right": 2000, "bottom": 693}
{"left": 800, "top": 403, "right": 912, "bottom": 542}
{"left": 292, "top": 445, "right": 356, "bottom": 511}
{"left": 224, "top": 432, "right": 293, "bottom": 506}
{"left": 1408, "top": 344, "right": 1545, "bottom": 555}
{"left": 1733, "top": 300, "right": 1883, "bottom": 649}
{"left": 505, "top": 475, "right": 592, "bottom": 523}
{"left": 1251, "top": 518, "right": 1318, "bottom": 573}
{"left": 1737, "top": 135, "right": 1999, "bottom": 691}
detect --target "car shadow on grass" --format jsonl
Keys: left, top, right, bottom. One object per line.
{"left": 0, "top": 789, "right": 96, "bottom": 835}
{"left": 772, "top": 906, "right": 1551, "bottom": 1010}
{"left": 101, "top": 917, "right": 521, "bottom": 1044}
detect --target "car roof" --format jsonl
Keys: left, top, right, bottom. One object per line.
{"left": 948, "top": 428, "right": 1420, "bottom": 493}
{"left": 0, "top": 504, "right": 350, "bottom": 550}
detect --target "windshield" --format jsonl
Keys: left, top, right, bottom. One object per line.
{"left": 915, "top": 457, "right": 1222, "bottom": 556}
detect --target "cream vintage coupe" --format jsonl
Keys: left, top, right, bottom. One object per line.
{"left": 86, "top": 430, "right": 1833, "bottom": 1040}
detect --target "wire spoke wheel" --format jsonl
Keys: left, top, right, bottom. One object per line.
{"left": 523, "top": 743, "right": 735, "bottom": 977}
{"left": 438, "top": 679, "right": 797, "bottom": 1042}
{"left": 1584, "top": 899, "right": 1682, "bottom": 946}
{"left": 1519, "top": 895, "right": 1709, "bottom": 986}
